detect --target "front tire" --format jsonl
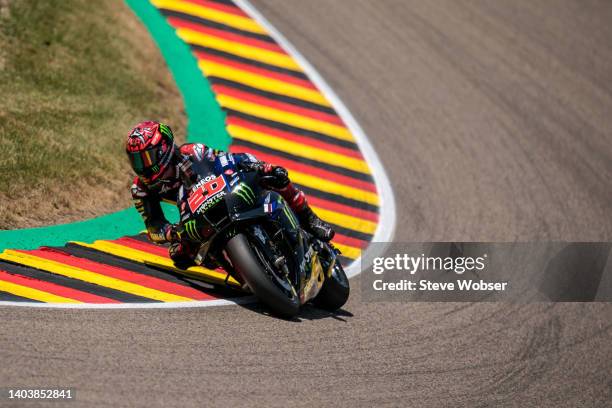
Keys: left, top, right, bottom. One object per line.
{"left": 226, "top": 234, "right": 300, "bottom": 318}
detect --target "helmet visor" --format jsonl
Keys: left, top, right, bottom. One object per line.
{"left": 128, "top": 146, "right": 163, "bottom": 179}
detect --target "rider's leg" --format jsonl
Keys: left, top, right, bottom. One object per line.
{"left": 269, "top": 169, "right": 335, "bottom": 242}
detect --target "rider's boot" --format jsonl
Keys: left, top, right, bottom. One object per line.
{"left": 296, "top": 205, "right": 335, "bottom": 242}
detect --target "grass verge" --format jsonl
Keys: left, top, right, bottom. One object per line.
{"left": 0, "top": 0, "right": 186, "bottom": 228}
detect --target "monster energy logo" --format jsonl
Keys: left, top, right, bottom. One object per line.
{"left": 235, "top": 183, "right": 256, "bottom": 205}
{"left": 283, "top": 205, "right": 298, "bottom": 229}
{"left": 185, "top": 219, "right": 201, "bottom": 241}
{"left": 159, "top": 123, "right": 173, "bottom": 139}
{"left": 275, "top": 196, "right": 297, "bottom": 229}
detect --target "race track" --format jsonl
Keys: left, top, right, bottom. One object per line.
{"left": 2, "top": 1, "right": 611, "bottom": 406}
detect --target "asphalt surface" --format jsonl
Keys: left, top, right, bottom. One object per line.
{"left": 2, "top": 1, "right": 612, "bottom": 406}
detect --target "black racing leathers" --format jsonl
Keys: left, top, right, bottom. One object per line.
{"left": 131, "top": 143, "right": 258, "bottom": 244}
{"left": 131, "top": 143, "right": 315, "bottom": 266}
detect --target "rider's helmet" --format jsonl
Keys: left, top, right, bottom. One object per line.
{"left": 126, "top": 121, "right": 176, "bottom": 184}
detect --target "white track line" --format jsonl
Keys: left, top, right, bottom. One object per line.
{"left": 0, "top": 0, "right": 396, "bottom": 309}
{"left": 0, "top": 296, "right": 256, "bottom": 309}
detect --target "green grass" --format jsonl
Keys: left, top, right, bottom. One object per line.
{"left": 0, "top": 0, "right": 185, "bottom": 228}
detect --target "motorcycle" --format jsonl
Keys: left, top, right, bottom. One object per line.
{"left": 175, "top": 153, "right": 350, "bottom": 318}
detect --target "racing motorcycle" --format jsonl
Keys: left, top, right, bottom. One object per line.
{"left": 176, "top": 153, "right": 350, "bottom": 318}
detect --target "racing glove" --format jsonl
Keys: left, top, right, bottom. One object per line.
{"left": 168, "top": 241, "right": 198, "bottom": 269}
{"left": 238, "top": 160, "right": 267, "bottom": 174}
{"left": 163, "top": 223, "right": 182, "bottom": 243}
{"left": 264, "top": 166, "right": 289, "bottom": 189}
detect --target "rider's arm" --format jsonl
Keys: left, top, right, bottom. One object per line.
{"left": 182, "top": 143, "right": 290, "bottom": 189}
{"left": 131, "top": 177, "right": 173, "bottom": 243}
{"left": 181, "top": 143, "right": 258, "bottom": 168}
{"left": 232, "top": 153, "right": 290, "bottom": 188}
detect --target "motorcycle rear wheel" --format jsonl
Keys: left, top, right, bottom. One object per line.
{"left": 226, "top": 233, "right": 300, "bottom": 318}
{"left": 313, "top": 260, "right": 350, "bottom": 311}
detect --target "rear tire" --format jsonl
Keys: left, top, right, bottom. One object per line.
{"left": 226, "top": 234, "right": 300, "bottom": 318}
{"left": 313, "top": 261, "right": 350, "bottom": 311}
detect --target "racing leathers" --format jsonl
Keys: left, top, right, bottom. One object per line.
{"left": 131, "top": 143, "right": 334, "bottom": 267}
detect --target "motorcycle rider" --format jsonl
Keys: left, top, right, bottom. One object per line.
{"left": 126, "top": 120, "right": 334, "bottom": 268}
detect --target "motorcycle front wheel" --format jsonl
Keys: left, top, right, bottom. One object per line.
{"left": 225, "top": 233, "right": 300, "bottom": 318}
